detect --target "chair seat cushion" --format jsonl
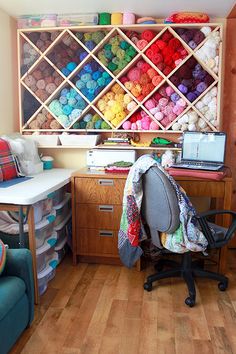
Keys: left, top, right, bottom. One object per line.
{"left": 0, "top": 276, "right": 26, "bottom": 321}
{"left": 208, "top": 222, "right": 227, "bottom": 242}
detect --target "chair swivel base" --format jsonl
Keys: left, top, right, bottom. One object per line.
{"left": 143, "top": 253, "right": 228, "bottom": 307}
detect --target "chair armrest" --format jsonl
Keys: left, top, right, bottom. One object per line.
{"left": 196, "top": 210, "right": 236, "bottom": 219}
{"left": 2, "top": 249, "right": 34, "bottom": 324}
{"left": 195, "top": 210, "right": 236, "bottom": 245}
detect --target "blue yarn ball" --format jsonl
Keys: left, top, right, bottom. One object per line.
{"left": 85, "top": 40, "right": 96, "bottom": 51}
{"left": 79, "top": 51, "right": 88, "bottom": 62}
{"left": 75, "top": 100, "right": 86, "bottom": 110}
{"left": 102, "top": 71, "right": 110, "bottom": 79}
{"left": 75, "top": 94, "right": 83, "bottom": 101}
{"left": 70, "top": 88, "right": 77, "bottom": 98}
{"left": 62, "top": 104, "right": 73, "bottom": 115}
{"left": 86, "top": 80, "right": 97, "bottom": 90}
{"left": 78, "top": 69, "right": 87, "bottom": 76}
{"left": 59, "top": 96, "right": 67, "bottom": 105}
{"left": 68, "top": 97, "right": 77, "bottom": 107}
{"left": 105, "top": 77, "right": 112, "bottom": 85}
{"left": 61, "top": 67, "right": 70, "bottom": 76}
{"left": 76, "top": 80, "right": 85, "bottom": 90}
{"left": 61, "top": 88, "right": 69, "bottom": 96}
{"left": 95, "top": 119, "right": 102, "bottom": 129}
{"left": 87, "top": 94, "right": 95, "bottom": 101}
{"left": 84, "top": 113, "right": 93, "bottom": 122}
{"left": 66, "top": 62, "right": 77, "bottom": 72}
{"left": 81, "top": 73, "right": 92, "bottom": 83}
{"left": 84, "top": 63, "right": 93, "bottom": 73}
{"left": 92, "top": 71, "right": 102, "bottom": 80}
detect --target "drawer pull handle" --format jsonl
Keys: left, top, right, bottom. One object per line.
{"left": 98, "top": 179, "right": 114, "bottom": 186}
{"left": 99, "top": 230, "right": 113, "bottom": 237}
{"left": 99, "top": 205, "right": 114, "bottom": 212}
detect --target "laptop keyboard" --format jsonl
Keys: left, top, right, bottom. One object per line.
{"left": 173, "top": 162, "right": 223, "bottom": 171}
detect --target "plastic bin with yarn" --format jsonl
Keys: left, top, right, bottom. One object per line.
{"left": 36, "top": 231, "right": 57, "bottom": 273}
{"left": 53, "top": 193, "right": 71, "bottom": 227}
{"left": 48, "top": 186, "right": 67, "bottom": 206}
{"left": 38, "top": 265, "right": 57, "bottom": 296}
{"left": 0, "top": 212, "right": 56, "bottom": 249}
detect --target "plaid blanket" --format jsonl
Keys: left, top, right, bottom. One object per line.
{"left": 118, "top": 155, "right": 208, "bottom": 268}
{"left": 0, "top": 138, "right": 18, "bottom": 181}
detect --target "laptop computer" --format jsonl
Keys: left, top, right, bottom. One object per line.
{"left": 171, "top": 131, "right": 226, "bottom": 171}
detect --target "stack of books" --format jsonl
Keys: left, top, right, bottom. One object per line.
{"left": 102, "top": 137, "right": 131, "bottom": 146}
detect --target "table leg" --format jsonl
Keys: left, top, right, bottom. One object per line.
{"left": 18, "top": 206, "right": 25, "bottom": 248}
{"left": 28, "top": 206, "right": 39, "bottom": 305}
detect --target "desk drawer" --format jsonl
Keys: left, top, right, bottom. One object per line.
{"left": 76, "top": 204, "right": 122, "bottom": 229}
{"left": 75, "top": 178, "right": 125, "bottom": 204}
{"left": 76, "top": 228, "right": 119, "bottom": 256}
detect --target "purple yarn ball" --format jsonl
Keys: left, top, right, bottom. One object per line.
{"left": 196, "top": 82, "right": 207, "bottom": 93}
{"left": 194, "top": 64, "right": 202, "bottom": 71}
{"left": 188, "top": 40, "right": 197, "bottom": 49}
{"left": 182, "top": 79, "right": 193, "bottom": 88}
{"left": 178, "top": 84, "right": 188, "bottom": 94}
{"left": 187, "top": 92, "right": 197, "bottom": 102}
{"left": 170, "top": 92, "right": 180, "bottom": 103}
{"left": 175, "top": 28, "right": 185, "bottom": 35}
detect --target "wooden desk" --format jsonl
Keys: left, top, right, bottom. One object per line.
{"left": 72, "top": 169, "right": 232, "bottom": 274}
{"left": 0, "top": 168, "right": 74, "bottom": 304}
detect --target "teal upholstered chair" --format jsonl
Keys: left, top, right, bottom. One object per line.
{"left": 0, "top": 249, "right": 34, "bottom": 354}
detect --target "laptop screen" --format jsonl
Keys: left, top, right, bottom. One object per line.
{"left": 182, "top": 132, "right": 226, "bottom": 164}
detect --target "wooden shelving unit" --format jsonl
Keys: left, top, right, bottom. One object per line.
{"left": 18, "top": 23, "right": 223, "bottom": 148}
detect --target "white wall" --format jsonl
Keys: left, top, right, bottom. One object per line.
{"left": 0, "top": 9, "right": 18, "bottom": 135}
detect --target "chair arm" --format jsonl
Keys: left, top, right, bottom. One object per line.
{"left": 195, "top": 210, "right": 236, "bottom": 245}
{"left": 2, "top": 249, "right": 34, "bottom": 324}
{"left": 196, "top": 210, "right": 236, "bottom": 219}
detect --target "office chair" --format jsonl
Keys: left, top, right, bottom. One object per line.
{"left": 141, "top": 166, "right": 236, "bottom": 307}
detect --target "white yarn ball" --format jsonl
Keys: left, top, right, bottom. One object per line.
{"left": 202, "top": 95, "right": 212, "bottom": 105}
{"left": 195, "top": 101, "right": 204, "bottom": 110}
{"left": 198, "top": 118, "right": 207, "bottom": 129}
{"left": 200, "top": 26, "right": 212, "bottom": 36}
{"left": 181, "top": 123, "right": 188, "bottom": 131}
{"left": 210, "top": 87, "right": 217, "bottom": 97}
{"left": 188, "top": 123, "right": 197, "bottom": 131}
{"left": 172, "top": 122, "right": 181, "bottom": 131}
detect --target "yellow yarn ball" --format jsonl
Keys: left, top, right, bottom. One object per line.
{"left": 111, "top": 102, "right": 122, "bottom": 114}
{"left": 124, "top": 94, "right": 132, "bottom": 104}
{"left": 104, "top": 110, "right": 115, "bottom": 121}
{"left": 106, "top": 92, "right": 115, "bottom": 100}
{"left": 124, "top": 81, "right": 134, "bottom": 91}
{"left": 111, "top": 83, "right": 124, "bottom": 94}
{"left": 115, "top": 93, "right": 124, "bottom": 102}
{"left": 107, "top": 99, "right": 116, "bottom": 107}
{"left": 116, "top": 111, "right": 126, "bottom": 121}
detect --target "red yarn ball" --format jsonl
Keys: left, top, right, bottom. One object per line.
{"left": 155, "top": 40, "right": 166, "bottom": 50}
{"left": 168, "top": 38, "right": 182, "bottom": 50}
{"left": 163, "top": 66, "right": 172, "bottom": 76}
{"left": 141, "top": 62, "right": 151, "bottom": 73}
{"left": 161, "top": 32, "right": 173, "bottom": 42}
{"left": 141, "top": 30, "right": 156, "bottom": 42}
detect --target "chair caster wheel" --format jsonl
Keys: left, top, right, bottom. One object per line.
{"left": 218, "top": 281, "right": 228, "bottom": 291}
{"left": 144, "top": 282, "right": 152, "bottom": 292}
{"left": 185, "top": 297, "right": 195, "bottom": 307}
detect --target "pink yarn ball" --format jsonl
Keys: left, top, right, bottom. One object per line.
{"left": 163, "top": 104, "right": 174, "bottom": 116}
{"left": 131, "top": 122, "right": 137, "bottom": 130}
{"left": 168, "top": 112, "right": 177, "bottom": 121}
{"left": 144, "top": 99, "right": 156, "bottom": 110}
{"left": 158, "top": 87, "right": 168, "bottom": 98}
{"left": 165, "top": 86, "right": 175, "bottom": 97}
{"left": 36, "top": 79, "right": 46, "bottom": 90}
{"left": 150, "top": 121, "right": 159, "bottom": 130}
{"left": 136, "top": 60, "right": 146, "bottom": 68}
{"left": 175, "top": 59, "right": 182, "bottom": 66}
{"left": 137, "top": 39, "right": 148, "bottom": 50}
{"left": 176, "top": 98, "right": 186, "bottom": 107}
{"left": 150, "top": 106, "right": 160, "bottom": 115}
{"left": 154, "top": 112, "right": 164, "bottom": 121}
{"left": 173, "top": 105, "right": 184, "bottom": 115}
{"left": 136, "top": 120, "right": 142, "bottom": 129}
{"left": 120, "top": 76, "right": 129, "bottom": 84}
{"left": 140, "top": 111, "right": 149, "bottom": 118}
{"left": 141, "top": 119, "right": 150, "bottom": 130}
{"left": 122, "top": 121, "right": 131, "bottom": 129}
{"left": 159, "top": 98, "right": 168, "bottom": 107}
{"left": 160, "top": 117, "right": 170, "bottom": 127}
{"left": 127, "top": 67, "right": 142, "bottom": 82}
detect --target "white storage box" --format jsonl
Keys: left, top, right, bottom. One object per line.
{"left": 53, "top": 194, "right": 71, "bottom": 227}
{"left": 59, "top": 134, "right": 101, "bottom": 147}
{"left": 36, "top": 232, "right": 57, "bottom": 273}
{"left": 48, "top": 186, "right": 66, "bottom": 206}
{"left": 55, "top": 237, "right": 68, "bottom": 264}
{"left": 35, "top": 212, "right": 56, "bottom": 248}
{"left": 57, "top": 13, "right": 98, "bottom": 26}
{"left": 23, "top": 135, "right": 60, "bottom": 147}
{"left": 38, "top": 266, "right": 56, "bottom": 296}
{"left": 54, "top": 212, "right": 72, "bottom": 246}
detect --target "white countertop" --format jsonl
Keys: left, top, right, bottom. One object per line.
{"left": 0, "top": 168, "right": 75, "bottom": 205}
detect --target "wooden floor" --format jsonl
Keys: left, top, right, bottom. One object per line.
{"left": 10, "top": 250, "right": 236, "bottom": 354}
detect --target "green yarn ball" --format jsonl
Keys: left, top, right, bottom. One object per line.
{"left": 126, "top": 46, "right": 136, "bottom": 58}
{"left": 86, "top": 121, "right": 94, "bottom": 129}
{"left": 72, "top": 122, "right": 80, "bottom": 129}
{"left": 120, "top": 41, "right": 129, "bottom": 50}
{"left": 116, "top": 48, "right": 125, "bottom": 60}
{"left": 101, "top": 121, "right": 111, "bottom": 129}
{"left": 104, "top": 43, "right": 112, "bottom": 51}
{"left": 92, "top": 113, "right": 100, "bottom": 122}
{"left": 80, "top": 121, "right": 87, "bottom": 129}
{"left": 107, "top": 62, "right": 118, "bottom": 72}
{"left": 91, "top": 31, "right": 106, "bottom": 44}
{"left": 104, "top": 49, "right": 113, "bottom": 60}
{"left": 75, "top": 32, "right": 83, "bottom": 41}
{"left": 84, "top": 33, "right": 92, "bottom": 41}
{"left": 111, "top": 44, "right": 119, "bottom": 55}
